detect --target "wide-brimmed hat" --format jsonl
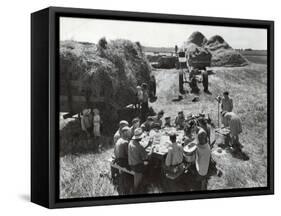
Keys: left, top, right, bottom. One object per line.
{"left": 132, "top": 128, "right": 145, "bottom": 140}
{"left": 183, "top": 142, "right": 197, "bottom": 153}
{"left": 119, "top": 120, "right": 129, "bottom": 127}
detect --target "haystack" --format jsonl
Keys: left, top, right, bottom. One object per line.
{"left": 184, "top": 32, "right": 212, "bottom": 69}
{"left": 205, "top": 35, "right": 248, "bottom": 67}
{"left": 183, "top": 32, "right": 248, "bottom": 68}
{"left": 60, "top": 39, "right": 152, "bottom": 110}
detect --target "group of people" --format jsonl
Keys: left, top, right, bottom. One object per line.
{"left": 112, "top": 108, "right": 214, "bottom": 193}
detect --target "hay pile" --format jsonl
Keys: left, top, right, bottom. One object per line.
{"left": 183, "top": 32, "right": 248, "bottom": 67}
{"left": 184, "top": 32, "right": 212, "bottom": 69}
{"left": 205, "top": 35, "right": 248, "bottom": 67}
{"left": 158, "top": 56, "right": 177, "bottom": 69}
{"left": 60, "top": 39, "right": 152, "bottom": 109}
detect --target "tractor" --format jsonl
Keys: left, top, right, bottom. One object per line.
{"left": 177, "top": 50, "right": 212, "bottom": 95}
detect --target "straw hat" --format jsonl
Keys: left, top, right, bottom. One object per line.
{"left": 119, "top": 120, "right": 129, "bottom": 127}
{"left": 132, "top": 128, "right": 145, "bottom": 140}
{"left": 183, "top": 142, "right": 197, "bottom": 153}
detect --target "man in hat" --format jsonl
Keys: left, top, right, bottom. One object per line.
{"left": 141, "top": 116, "right": 154, "bottom": 132}
{"left": 81, "top": 109, "right": 93, "bottom": 137}
{"left": 164, "top": 116, "right": 172, "bottom": 128}
{"left": 175, "top": 111, "right": 185, "bottom": 130}
{"left": 221, "top": 111, "right": 242, "bottom": 149}
{"left": 130, "top": 117, "right": 140, "bottom": 138}
{"left": 153, "top": 110, "right": 164, "bottom": 128}
{"left": 114, "top": 126, "right": 131, "bottom": 168}
{"left": 128, "top": 128, "right": 154, "bottom": 193}
{"left": 113, "top": 120, "right": 129, "bottom": 146}
{"left": 221, "top": 91, "right": 233, "bottom": 112}
{"left": 114, "top": 126, "right": 131, "bottom": 194}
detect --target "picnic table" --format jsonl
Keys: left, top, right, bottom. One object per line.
{"left": 140, "top": 127, "right": 185, "bottom": 160}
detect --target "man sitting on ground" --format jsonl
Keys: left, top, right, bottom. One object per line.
{"left": 113, "top": 120, "right": 129, "bottom": 145}
{"left": 128, "top": 128, "right": 154, "bottom": 193}
{"left": 175, "top": 111, "right": 185, "bottom": 130}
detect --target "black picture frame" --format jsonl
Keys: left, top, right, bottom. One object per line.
{"left": 31, "top": 6, "right": 274, "bottom": 208}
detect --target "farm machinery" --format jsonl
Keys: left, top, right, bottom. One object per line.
{"left": 177, "top": 50, "right": 212, "bottom": 94}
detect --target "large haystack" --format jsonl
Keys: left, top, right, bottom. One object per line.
{"left": 60, "top": 39, "right": 152, "bottom": 110}
{"left": 184, "top": 32, "right": 212, "bottom": 69}
{"left": 205, "top": 35, "right": 248, "bottom": 67}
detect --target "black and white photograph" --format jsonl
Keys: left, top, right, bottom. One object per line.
{"left": 59, "top": 16, "right": 269, "bottom": 199}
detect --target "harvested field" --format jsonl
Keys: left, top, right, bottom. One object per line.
{"left": 60, "top": 62, "right": 267, "bottom": 198}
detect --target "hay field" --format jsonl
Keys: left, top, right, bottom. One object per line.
{"left": 150, "top": 62, "right": 267, "bottom": 190}
{"left": 60, "top": 61, "right": 267, "bottom": 198}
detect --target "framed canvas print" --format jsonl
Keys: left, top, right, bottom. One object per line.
{"left": 31, "top": 6, "right": 274, "bottom": 208}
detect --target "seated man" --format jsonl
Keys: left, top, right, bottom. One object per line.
{"left": 114, "top": 126, "right": 131, "bottom": 168}
{"left": 140, "top": 116, "right": 154, "bottom": 132}
{"left": 221, "top": 111, "right": 242, "bottom": 149}
{"left": 165, "top": 132, "right": 184, "bottom": 178}
{"left": 153, "top": 110, "right": 164, "bottom": 128}
{"left": 113, "top": 120, "right": 129, "bottom": 145}
{"left": 130, "top": 117, "right": 140, "bottom": 138}
{"left": 175, "top": 111, "right": 185, "bottom": 130}
{"left": 128, "top": 128, "right": 154, "bottom": 193}
{"left": 164, "top": 116, "right": 172, "bottom": 128}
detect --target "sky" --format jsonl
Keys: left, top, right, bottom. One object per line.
{"left": 60, "top": 17, "right": 267, "bottom": 50}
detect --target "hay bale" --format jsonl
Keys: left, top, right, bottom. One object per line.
{"left": 60, "top": 39, "right": 152, "bottom": 109}
{"left": 158, "top": 56, "right": 177, "bottom": 69}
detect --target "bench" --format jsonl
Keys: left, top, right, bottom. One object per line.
{"left": 108, "top": 158, "right": 135, "bottom": 176}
